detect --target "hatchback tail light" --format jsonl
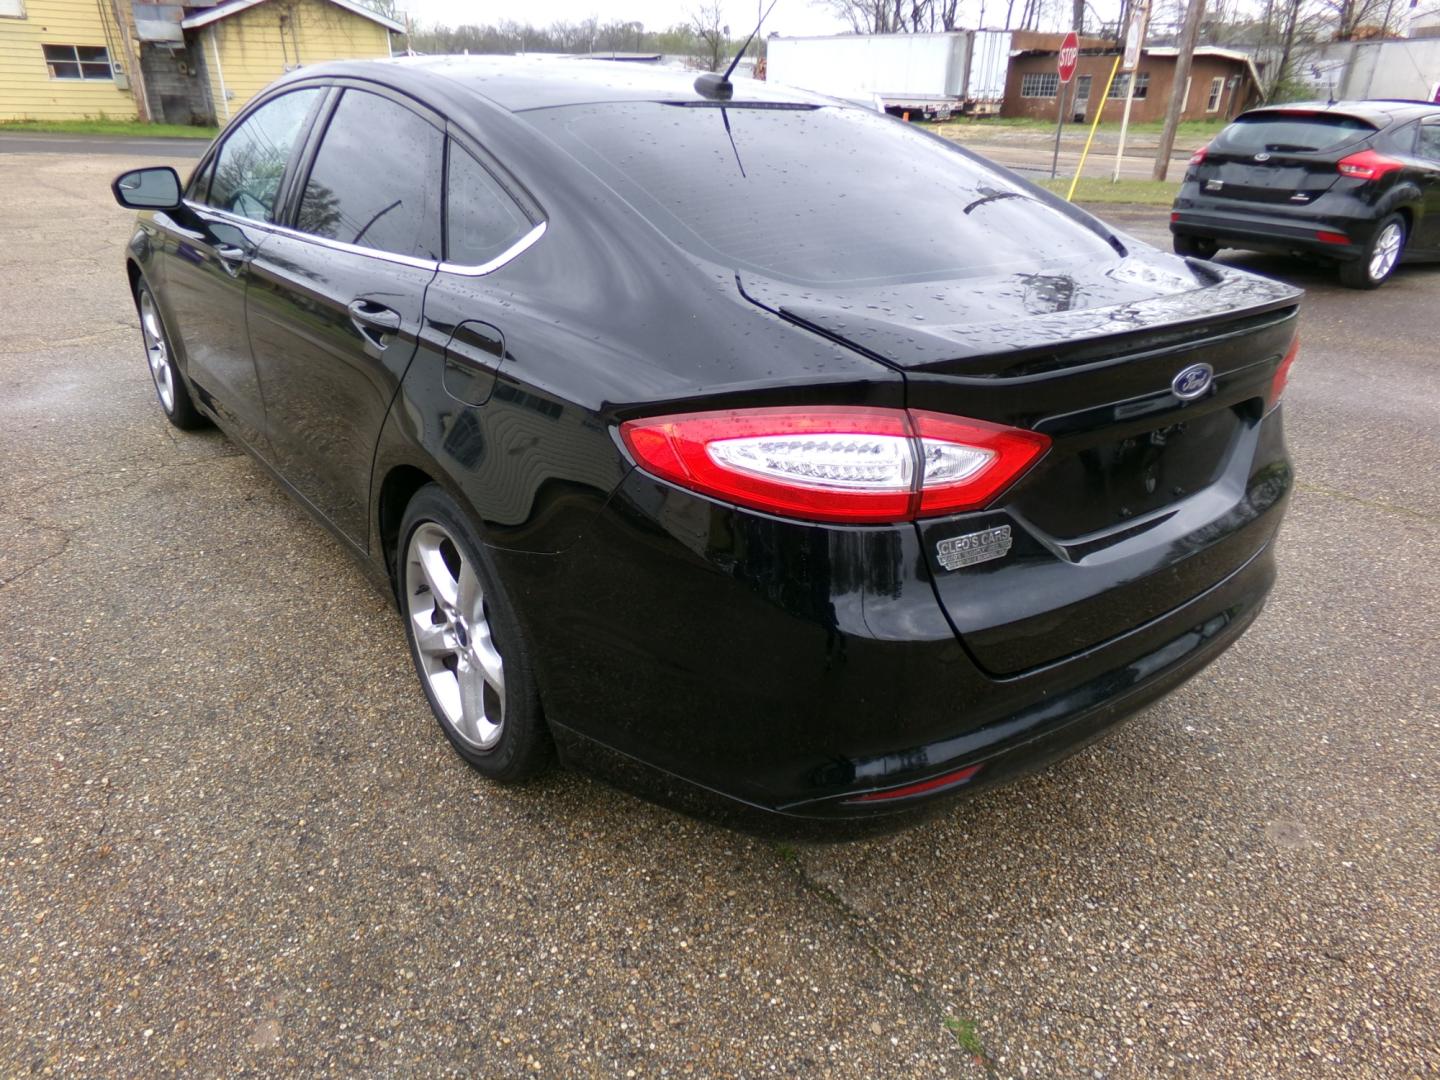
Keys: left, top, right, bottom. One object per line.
{"left": 1188, "top": 144, "right": 1208, "bottom": 166}
{"left": 619, "top": 406, "right": 1051, "bottom": 524}
{"left": 1267, "top": 335, "right": 1300, "bottom": 411}
{"left": 1336, "top": 150, "right": 1403, "bottom": 181}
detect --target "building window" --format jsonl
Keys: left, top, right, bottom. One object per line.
{"left": 1207, "top": 77, "right": 1224, "bottom": 111}
{"left": 43, "top": 44, "right": 115, "bottom": 80}
{"left": 1108, "top": 71, "right": 1150, "bottom": 99}
{"left": 1021, "top": 72, "right": 1059, "bottom": 98}
{"left": 0, "top": 0, "right": 26, "bottom": 19}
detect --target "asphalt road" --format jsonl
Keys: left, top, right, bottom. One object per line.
{"left": 2, "top": 149, "right": 1437, "bottom": 1079}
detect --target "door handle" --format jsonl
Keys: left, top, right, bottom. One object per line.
{"left": 213, "top": 243, "right": 251, "bottom": 276}
{"left": 347, "top": 299, "right": 402, "bottom": 348}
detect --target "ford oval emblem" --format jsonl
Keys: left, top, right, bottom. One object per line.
{"left": 1172, "top": 362, "right": 1214, "bottom": 400}
{"left": 1254, "top": 152, "right": 1271, "bottom": 162}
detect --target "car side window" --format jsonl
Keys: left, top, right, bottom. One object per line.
{"left": 296, "top": 89, "right": 443, "bottom": 261}
{"left": 445, "top": 142, "right": 533, "bottom": 266}
{"left": 206, "top": 88, "right": 322, "bottom": 222}
{"left": 1419, "top": 123, "right": 1440, "bottom": 164}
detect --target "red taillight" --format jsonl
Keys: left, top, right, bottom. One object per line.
{"left": 844, "top": 764, "right": 984, "bottom": 804}
{"left": 1188, "top": 144, "right": 1208, "bottom": 166}
{"left": 619, "top": 406, "right": 1050, "bottom": 525}
{"left": 1268, "top": 335, "right": 1299, "bottom": 410}
{"left": 1336, "top": 149, "right": 1403, "bottom": 181}
{"left": 1315, "top": 230, "right": 1350, "bottom": 245}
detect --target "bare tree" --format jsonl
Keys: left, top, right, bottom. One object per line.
{"left": 691, "top": 1, "right": 729, "bottom": 71}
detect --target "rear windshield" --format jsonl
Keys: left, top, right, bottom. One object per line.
{"left": 1212, "top": 113, "right": 1376, "bottom": 154}
{"left": 524, "top": 102, "right": 1117, "bottom": 287}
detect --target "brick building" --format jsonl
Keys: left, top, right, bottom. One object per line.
{"left": 1002, "top": 45, "right": 1260, "bottom": 125}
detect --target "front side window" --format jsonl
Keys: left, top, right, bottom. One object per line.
{"left": 526, "top": 102, "right": 1117, "bottom": 288}
{"left": 206, "top": 88, "right": 321, "bottom": 222}
{"left": 446, "top": 144, "right": 532, "bottom": 266}
{"left": 1021, "top": 72, "right": 1058, "bottom": 98}
{"left": 296, "top": 89, "right": 443, "bottom": 261}
{"left": 43, "top": 44, "right": 112, "bottom": 80}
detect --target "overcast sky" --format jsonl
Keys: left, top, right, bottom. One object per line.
{"left": 398, "top": 0, "right": 854, "bottom": 36}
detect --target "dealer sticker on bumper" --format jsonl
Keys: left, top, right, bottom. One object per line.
{"left": 936, "top": 525, "right": 1013, "bottom": 571}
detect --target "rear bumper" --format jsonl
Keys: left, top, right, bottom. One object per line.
{"left": 494, "top": 409, "right": 1291, "bottom": 834}
{"left": 549, "top": 537, "right": 1275, "bottom": 837}
{"left": 1170, "top": 198, "right": 1374, "bottom": 261}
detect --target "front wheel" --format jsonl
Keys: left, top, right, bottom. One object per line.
{"left": 135, "top": 279, "right": 207, "bottom": 429}
{"left": 1173, "top": 234, "right": 1219, "bottom": 259}
{"left": 398, "top": 485, "right": 553, "bottom": 781}
{"left": 1338, "top": 214, "right": 1405, "bottom": 289}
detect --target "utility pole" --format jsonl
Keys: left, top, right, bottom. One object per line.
{"left": 1153, "top": 0, "right": 1207, "bottom": 180}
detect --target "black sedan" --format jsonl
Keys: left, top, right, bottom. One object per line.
{"left": 113, "top": 58, "right": 1300, "bottom": 830}
{"left": 1171, "top": 99, "right": 1440, "bottom": 288}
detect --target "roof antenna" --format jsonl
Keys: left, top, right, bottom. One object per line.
{"left": 694, "top": 0, "right": 778, "bottom": 101}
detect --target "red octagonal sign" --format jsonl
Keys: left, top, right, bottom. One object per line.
{"left": 1058, "top": 31, "right": 1079, "bottom": 84}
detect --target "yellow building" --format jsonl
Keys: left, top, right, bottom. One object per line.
{"left": 183, "top": 0, "right": 400, "bottom": 123}
{"left": 0, "top": 0, "right": 400, "bottom": 125}
{"left": 0, "top": 0, "right": 140, "bottom": 121}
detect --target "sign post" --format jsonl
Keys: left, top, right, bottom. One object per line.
{"left": 1051, "top": 30, "right": 1079, "bottom": 179}
{"left": 1112, "top": 4, "right": 1148, "bottom": 182}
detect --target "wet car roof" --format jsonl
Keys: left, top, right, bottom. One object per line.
{"left": 376, "top": 55, "right": 834, "bottom": 112}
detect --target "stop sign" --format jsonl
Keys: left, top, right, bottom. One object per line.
{"left": 1058, "top": 31, "right": 1079, "bottom": 84}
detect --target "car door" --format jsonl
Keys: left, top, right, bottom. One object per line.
{"left": 1414, "top": 119, "right": 1440, "bottom": 253}
{"left": 158, "top": 86, "right": 325, "bottom": 449}
{"left": 245, "top": 86, "right": 443, "bottom": 545}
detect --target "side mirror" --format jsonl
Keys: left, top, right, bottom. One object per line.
{"left": 112, "top": 166, "right": 182, "bottom": 210}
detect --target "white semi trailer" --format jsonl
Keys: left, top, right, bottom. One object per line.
{"left": 765, "top": 31, "right": 1013, "bottom": 120}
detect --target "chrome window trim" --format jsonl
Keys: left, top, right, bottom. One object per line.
{"left": 184, "top": 201, "right": 547, "bottom": 276}
{"left": 438, "top": 221, "right": 547, "bottom": 277}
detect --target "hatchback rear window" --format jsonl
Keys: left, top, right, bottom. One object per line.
{"left": 1211, "top": 113, "right": 1375, "bottom": 155}
{"left": 525, "top": 102, "right": 1116, "bottom": 287}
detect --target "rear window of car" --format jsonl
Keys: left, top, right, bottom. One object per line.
{"left": 524, "top": 102, "right": 1117, "bottom": 287}
{"left": 1211, "top": 113, "right": 1376, "bottom": 155}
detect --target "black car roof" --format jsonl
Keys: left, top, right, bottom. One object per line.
{"left": 1237, "top": 99, "right": 1440, "bottom": 126}
{"left": 292, "top": 55, "right": 834, "bottom": 113}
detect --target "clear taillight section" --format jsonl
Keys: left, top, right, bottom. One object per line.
{"left": 619, "top": 406, "right": 1050, "bottom": 524}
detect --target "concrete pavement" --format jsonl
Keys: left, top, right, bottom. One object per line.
{"left": 1, "top": 149, "right": 1437, "bottom": 1078}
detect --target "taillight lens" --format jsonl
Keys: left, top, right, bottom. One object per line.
{"left": 619, "top": 406, "right": 1050, "bottom": 524}
{"left": 1188, "top": 144, "right": 1208, "bottom": 166}
{"left": 1336, "top": 150, "right": 1403, "bottom": 181}
{"left": 1268, "top": 335, "right": 1299, "bottom": 410}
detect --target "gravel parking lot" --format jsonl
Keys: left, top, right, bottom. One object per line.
{"left": 2, "top": 144, "right": 1437, "bottom": 1078}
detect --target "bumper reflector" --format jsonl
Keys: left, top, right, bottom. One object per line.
{"left": 1315, "top": 230, "right": 1349, "bottom": 245}
{"left": 843, "top": 764, "right": 983, "bottom": 804}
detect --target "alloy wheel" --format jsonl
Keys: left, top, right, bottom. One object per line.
{"left": 404, "top": 521, "right": 506, "bottom": 750}
{"left": 1369, "top": 221, "right": 1403, "bottom": 282}
{"left": 138, "top": 289, "right": 175, "bottom": 412}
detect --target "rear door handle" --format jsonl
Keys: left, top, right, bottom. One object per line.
{"left": 348, "top": 299, "right": 402, "bottom": 348}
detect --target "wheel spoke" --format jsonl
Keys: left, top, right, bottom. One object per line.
{"left": 455, "top": 655, "right": 491, "bottom": 741}
{"left": 411, "top": 611, "right": 452, "bottom": 657}
{"left": 415, "top": 532, "right": 459, "bottom": 608}
{"left": 457, "top": 561, "right": 482, "bottom": 622}
{"left": 470, "top": 632, "right": 505, "bottom": 698}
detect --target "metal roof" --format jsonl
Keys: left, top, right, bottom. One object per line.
{"left": 180, "top": 0, "right": 403, "bottom": 34}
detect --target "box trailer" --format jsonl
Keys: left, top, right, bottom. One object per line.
{"left": 765, "top": 31, "right": 1013, "bottom": 119}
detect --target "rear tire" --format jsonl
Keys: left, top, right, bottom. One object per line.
{"left": 1173, "top": 234, "right": 1219, "bottom": 259}
{"left": 1337, "top": 214, "right": 1405, "bottom": 289}
{"left": 135, "top": 279, "right": 207, "bottom": 430}
{"left": 398, "top": 484, "right": 553, "bottom": 782}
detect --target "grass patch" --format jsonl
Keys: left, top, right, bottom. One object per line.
{"left": 1036, "top": 176, "right": 1180, "bottom": 206}
{"left": 943, "top": 1015, "right": 987, "bottom": 1058}
{"left": 0, "top": 118, "right": 217, "bottom": 140}
{"left": 939, "top": 116, "right": 1228, "bottom": 140}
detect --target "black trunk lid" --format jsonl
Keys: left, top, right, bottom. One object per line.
{"left": 741, "top": 256, "right": 1301, "bottom": 674}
